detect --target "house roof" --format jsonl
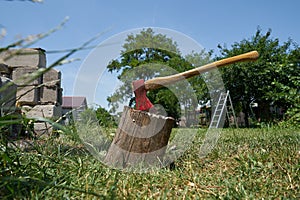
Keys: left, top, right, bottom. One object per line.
{"left": 62, "top": 96, "right": 87, "bottom": 108}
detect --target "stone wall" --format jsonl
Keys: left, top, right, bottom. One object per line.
{"left": 0, "top": 48, "right": 63, "bottom": 135}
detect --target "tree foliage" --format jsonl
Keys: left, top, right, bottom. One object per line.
{"left": 95, "top": 106, "right": 117, "bottom": 128}
{"left": 106, "top": 28, "right": 211, "bottom": 120}
{"left": 218, "top": 28, "right": 300, "bottom": 127}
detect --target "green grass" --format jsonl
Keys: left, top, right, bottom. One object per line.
{"left": 1, "top": 127, "right": 299, "bottom": 199}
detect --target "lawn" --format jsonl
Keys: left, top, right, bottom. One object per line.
{"left": 1, "top": 127, "right": 299, "bottom": 199}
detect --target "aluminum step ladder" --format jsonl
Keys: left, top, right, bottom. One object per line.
{"left": 209, "top": 91, "right": 238, "bottom": 128}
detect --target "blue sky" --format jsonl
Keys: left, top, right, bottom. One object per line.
{"left": 1, "top": 0, "right": 299, "bottom": 109}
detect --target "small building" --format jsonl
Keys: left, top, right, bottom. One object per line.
{"left": 62, "top": 96, "right": 87, "bottom": 124}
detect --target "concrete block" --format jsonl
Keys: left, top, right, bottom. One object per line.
{"left": 0, "top": 76, "right": 17, "bottom": 110}
{"left": 16, "top": 85, "right": 39, "bottom": 105}
{"left": 40, "top": 86, "right": 59, "bottom": 104}
{"left": 12, "top": 68, "right": 42, "bottom": 85}
{"left": 34, "top": 122, "right": 53, "bottom": 135}
{"left": 57, "top": 87, "right": 63, "bottom": 105}
{"left": 0, "top": 63, "right": 10, "bottom": 74}
{"left": 40, "top": 69, "right": 62, "bottom": 104}
{"left": 43, "top": 68, "right": 61, "bottom": 84}
{"left": 25, "top": 104, "right": 62, "bottom": 119}
{"left": 0, "top": 48, "right": 46, "bottom": 69}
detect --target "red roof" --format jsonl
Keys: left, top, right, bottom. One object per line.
{"left": 62, "top": 96, "right": 87, "bottom": 108}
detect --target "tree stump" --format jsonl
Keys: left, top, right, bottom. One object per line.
{"left": 104, "top": 106, "right": 174, "bottom": 170}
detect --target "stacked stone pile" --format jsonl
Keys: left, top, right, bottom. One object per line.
{"left": 0, "top": 48, "right": 63, "bottom": 135}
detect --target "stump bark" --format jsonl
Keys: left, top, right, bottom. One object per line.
{"left": 104, "top": 106, "right": 174, "bottom": 170}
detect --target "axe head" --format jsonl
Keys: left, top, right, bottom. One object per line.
{"left": 132, "top": 79, "right": 154, "bottom": 111}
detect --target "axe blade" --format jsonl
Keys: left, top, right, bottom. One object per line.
{"left": 132, "top": 79, "right": 154, "bottom": 111}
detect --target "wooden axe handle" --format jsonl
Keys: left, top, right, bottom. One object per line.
{"left": 144, "top": 50, "right": 259, "bottom": 90}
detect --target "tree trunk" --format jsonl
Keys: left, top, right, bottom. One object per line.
{"left": 242, "top": 101, "right": 250, "bottom": 127}
{"left": 104, "top": 106, "right": 174, "bottom": 171}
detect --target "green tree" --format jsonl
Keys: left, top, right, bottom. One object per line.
{"left": 264, "top": 46, "right": 300, "bottom": 127}
{"left": 106, "top": 28, "right": 211, "bottom": 121}
{"left": 95, "top": 106, "right": 117, "bottom": 128}
{"left": 218, "top": 28, "right": 299, "bottom": 127}
{"left": 80, "top": 106, "right": 117, "bottom": 128}
{"left": 185, "top": 50, "right": 213, "bottom": 102}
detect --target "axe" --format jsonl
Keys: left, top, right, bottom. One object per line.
{"left": 132, "top": 50, "right": 259, "bottom": 111}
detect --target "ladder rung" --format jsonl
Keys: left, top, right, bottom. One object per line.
{"left": 210, "top": 91, "right": 238, "bottom": 128}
